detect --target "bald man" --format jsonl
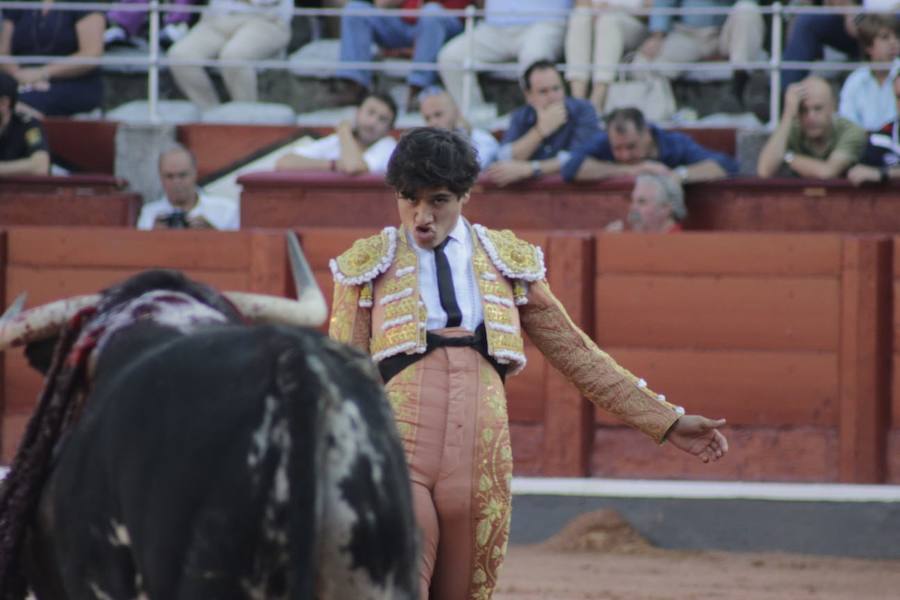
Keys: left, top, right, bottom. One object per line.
{"left": 757, "top": 75, "right": 866, "bottom": 179}
{"left": 420, "top": 88, "right": 499, "bottom": 169}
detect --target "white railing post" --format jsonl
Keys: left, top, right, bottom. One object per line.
{"left": 460, "top": 4, "right": 476, "bottom": 116}
{"left": 769, "top": 2, "right": 783, "bottom": 129}
{"left": 148, "top": 0, "right": 161, "bottom": 123}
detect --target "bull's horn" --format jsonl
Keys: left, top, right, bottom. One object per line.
{"left": 223, "top": 232, "right": 329, "bottom": 327}
{"left": 224, "top": 291, "right": 328, "bottom": 328}
{"left": 0, "top": 294, "right": 101, "bottom": 350}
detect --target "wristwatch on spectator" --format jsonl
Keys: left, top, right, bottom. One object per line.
{"left": 783, "top": 151, "right": 796, "bottom": 166}
{"left": 674, "top": 165, "right": 689, "bottom": 182}
{"left": 530, "top": 160, "right": 542, "bottom": 178}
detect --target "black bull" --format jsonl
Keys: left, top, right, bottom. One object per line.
{"left": 0, "top": 270, "right": 419, "bottom": 599}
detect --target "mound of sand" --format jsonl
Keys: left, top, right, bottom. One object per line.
{"left": 537, "top": 509, "right": 661, "bottom": 555}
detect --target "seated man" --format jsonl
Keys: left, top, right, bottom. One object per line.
{"left": 838, "top": 13, "right": 900, "bottom": 131}
{"left": 438, "top": 0, "right": 572, "bottom": 112}
{"left": 0, "top": 72, "right": 50, "bottom": 176}
{"left": 848, "top": 71, "right": 900, "bottom": 185}
{"left": 333, "top": 0, "right": 472, "bottom": 110}
{"left": 487, "top": 60, "right": 600, "bottom": 186}
{"left": 562, "top": 107, "right": 738, "bottom": 183}
{"left": 138, "top": 144, "right": 239, "bottom": 230}
{"left": 419, "top": 86, "right": 498, "bottom": 168}
{"left": 758, "top": 76, "right": 867, "bottom": 179}
{"left": 275, "top": 92, "right": 398, "bottom": 175}
{"left": 608, "top": 172, "right": 687, "bottom": 233}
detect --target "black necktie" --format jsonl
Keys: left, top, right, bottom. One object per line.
{"left": 434, "top": 238, "right": 462, "bottom": 328}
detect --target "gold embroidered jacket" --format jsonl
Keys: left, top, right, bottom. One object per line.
{"left": 329, "top": 223, "right": 682, "bottom": 443}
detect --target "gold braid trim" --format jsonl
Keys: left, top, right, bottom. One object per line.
{"left": 329, "top": 227, "right": 397, "bottom": 285}
{"left": 328, "top": 281, "right": 371, "bottom": 354}
{"left": 519, "top": 280, "right": 680, "bottom": 443}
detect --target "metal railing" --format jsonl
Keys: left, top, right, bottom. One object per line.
{"left": 0, "top": 2, "right": 891, "bottom": 127}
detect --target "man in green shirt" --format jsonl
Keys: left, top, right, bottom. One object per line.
{"left": 757, "top": 75, "right": 867, "bottom": 179}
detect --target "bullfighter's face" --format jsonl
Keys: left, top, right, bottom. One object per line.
{"left": 397, "top": 186, "right": 469, "bottom": 249}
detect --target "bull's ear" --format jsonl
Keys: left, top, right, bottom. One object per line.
{"left": 24, "top": 337, "right": 59, "bottom": 376}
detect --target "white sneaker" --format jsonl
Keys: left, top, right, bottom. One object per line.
{"left": 103, "top": 25, "right": 129, "bottom": 47}
{"left": 160, "top": 22, "right": 189, "bottom": 48}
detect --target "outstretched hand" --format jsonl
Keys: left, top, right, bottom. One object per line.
{"left": 665, "top": 415, "right": 728, "bottom": 463}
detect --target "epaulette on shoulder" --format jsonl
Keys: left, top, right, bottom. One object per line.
{"left": 473, "top": 224, "right": 546, "bottom": 281}
{"left": 329, "top": 227, "right": 398, "bottom": 285}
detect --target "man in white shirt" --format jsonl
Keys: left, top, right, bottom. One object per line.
{"left": 419, "top": 86, "right": 498, "bottom": 168}
{"left": 838, "top": 13, "right": 900, "bottom": 131}
{"left": 275, "top": 92, "right": 398, "bottom": 175}
{"left": 437, "top": 0, "right": 572, "bottom": 112}
{"left": 137, "top": 144, "right": 240, "bottom": 230}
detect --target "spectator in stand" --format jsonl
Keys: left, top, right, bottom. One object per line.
{"left": 838, "top": 13, "right": 900, "bottom": 131}
{"left": 419, "top": 86, "right": 499, "bottom": 167}
{"left": 138, "top": 144, "right": 240, "bottom": 230}
{"left": 438, "top": 0, "right": 572, "bottom": 114}
{"left": 847, "top": 71, "right": 900, "bottom": 184}
{"left": 632, "top": 0, "right": 764, "bottom": 102}
{"left": 332, "top": 0, "right": 473, "bottom": 111}
{"left": 0, "top": 0, "right": 104, "bottom": 117}
{"left": 168, "top": 0, "right": 294, "bottom": 110}
{"left": 780, "top": 0, "right": 861, "bottom": 93}
{"left": 758, "top": 75, "right": 867, "bottom": 178}
{"left": 607, "top": 172, "right": 687, "bottom": 232}
{"left": 487, "top": 60, "right": 600, "bottom": 185}
{"left": 565, "top": 0, "right": 648, "bottom": 113}
{"left": 0, "top": 72, "right": 49, "bottom": 176}
{"left": 104, "top": 0, "right": 199, "bottom": 49}
{"left": 562, "top": 106, "right": 738, "bottom": 182}
{"left": 275, "top": 92, "right": 398, "bottom": 174}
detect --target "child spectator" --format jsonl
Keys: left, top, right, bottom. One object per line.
{"left": 838, "top": 13, "right": 900, "bottom": 131}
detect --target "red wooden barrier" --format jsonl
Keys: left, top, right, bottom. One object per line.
{"left": 0, "top": 227, "right": 895, "bottom": 484}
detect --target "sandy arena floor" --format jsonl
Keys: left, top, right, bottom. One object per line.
{"left": 494, "top": 510, "right": 900, "bottom": 600}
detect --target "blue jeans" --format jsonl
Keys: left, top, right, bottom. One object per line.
{"left": 781, "top": 14, "right": 858, "bottom": 91}
{"left": 336, "top": 1, "right": 463, "bottom": 89}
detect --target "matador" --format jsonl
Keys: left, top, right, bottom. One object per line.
{"left": 328, "top": 127, "right": 728, "bottom": 600}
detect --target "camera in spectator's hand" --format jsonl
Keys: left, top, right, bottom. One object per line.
{"left": 160, "top": 210, "right": 190, "bottom": 229}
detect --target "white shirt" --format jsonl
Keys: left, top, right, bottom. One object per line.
{"left": 292, "top": 133, "right": 398, "bottom": 174}
{"left": 407, "top": 218, "right": 484, "bottom": 332}
{"left": 838, "top": 62, "right": 900, "bottom": 131}
{"left": 470, "top": 128, "right": 500, "bottom": 168}
{"left": 137, "top": 190, "right": 240, "bottom": 231}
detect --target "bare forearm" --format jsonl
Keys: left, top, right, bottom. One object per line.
{"left": 338, "top": 130, "right": 368, "bottom": 173}
{"left": 0, "top": 152, "right": 50, "bottom": 176}
{"left": 789, "top": 155, "right": 848, "bottom": 179}
{"left": 757, "top": 120, "right": 792, "bottom": 177}
{"left": 575, "top": 158, "right": 634, "bottom": 181}
{"left": 43, "top": 53, "right": 100, "bottom": 79}
{"left": 683, "top": 160, "right": 726, "bottom": 182}
{"left": 509, "top": 127, "right": 544, "bottom": 161}
{"left": 274, "top": 154, "right": 331, "bottom": 171}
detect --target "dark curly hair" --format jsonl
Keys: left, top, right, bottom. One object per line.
{"left": 386, "top": 127, "right": 480, "bottom": 199}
